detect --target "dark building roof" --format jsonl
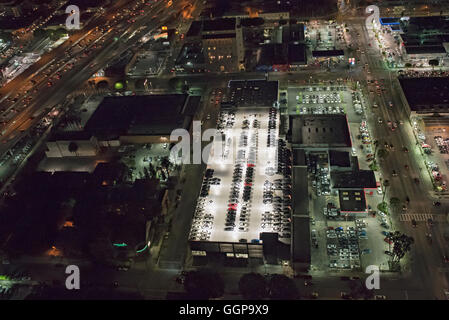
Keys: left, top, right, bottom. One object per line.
{"left": 292, "top": 216, "right": 311, "bottom": 265}
{"left": 92, "top": 162, "right": 127, "bottom": 187}
{"left": 329, "top": 150, "right": 351, "bottom": 167}
{"left": 339, "top": 190, "right": 367, "bottom": 213}
{"left": 390, "top": 25, "right": 401, "bottom": 31}
{"left": 405, "top": 45, "right": 446, "bottom": 54}
{"left": 289, "top": 115, "right": 351, "bottom": 147}
{"left": 282, "top": 23, "right": 305, "bottom": 43}
{"left": 402, "top": 16, "right": 449, "bottom": 34}
{"left": 312, "top": 49, "right": 345, "bottom": 58}
{"left": 202, "top": 18, "right": 236, "bottom": 32}
{"left": 292, "top": 166, "right": 309, "bottom": 216}
{"left": 202, "top": 33, "right": 236, "bottom": 39}
{"left": 399, "top": 77, "right": 449, "bottom": 113}
{"left": 15, "top": 171, "right": 90, "bottom": 195}
{"left": 84, "top": 94, "right": 195, "bottom": 138}
{"left": 227, "top": 80, "right": 278, "bottom": 108}
{"left": 0, "top": 14, "right": 38, "bottom": 30}
{"left": 49, "top": 131, "right": 93, "bottom": 142}
{"left": 292, "top": 148, "right": 306, "bottom": 166}
{"left": 186, "top": 21, "right": 202, "bottom": 37}
{"left": 257, "top": 43, "right": 288, "bottom": 67}
{"left": 331, "top": 170, "right": 377, "bottom": 189}
{"left": 175, "top": 42, "right": 205, "bottom": 68}
{"left": 379, "top": 17, "right": 400, "bottom": 25}
{"left": 288, "top": 43, "right": 307, "bottom": 65}
{"left": 70, "top": 0, "right": 108, "bottom": 10}
{"left": 260, "top": 232, "right": 290, "bottom": 264}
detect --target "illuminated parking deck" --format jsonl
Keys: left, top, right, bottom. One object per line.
{"left": 189, "top": 106, "right": 290, "bottom": 243}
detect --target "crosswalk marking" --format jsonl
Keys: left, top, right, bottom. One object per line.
{"left": 399, "top": 214, "right": 446, "bottom": 222}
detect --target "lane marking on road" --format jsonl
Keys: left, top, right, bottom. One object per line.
{"left": 399, "top": 213, "right": 446, "bottom": 222}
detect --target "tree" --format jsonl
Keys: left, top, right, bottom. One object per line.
{"left": 279, "top": 19, "right": 287, "bottom": 26}
{"left": 382, "top": 179, "right": 390, "bottom": 203}
{"left": 97, "top": 80, "right": 109, "bottom": 89}
{"left": 387, "top": 231, "right": 414, "bottom": 269}
{"left": 429, "top": 59, "right": 439, "bottom": 67}
{"left": 349, "top": 280, "right": 375, "bottom": 300}
{"left": 184, "top": 270, "right": 224, "bottom": 299}
{"left": 267, "top": 274, "right": 299, "bottom": 300}
{"left": 68, "top": 142, "right": 79, "bottom": 156}
{"left": 238, "top": 273, "right": 266, "bottom": 300}
{"left": 377, "top": 148, "right": 388, "bottom": 159}
{"left": 377, "top": 202, "right": 389, "bottom": 214}
{"left": 389, "top": 197, "right": 401, "bottom": 208}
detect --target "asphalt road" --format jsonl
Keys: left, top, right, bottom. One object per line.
{"left": 348, "top": 17, "right": 449, "bottom": 299}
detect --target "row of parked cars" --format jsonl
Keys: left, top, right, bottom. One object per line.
{"left": 296, "top": 105, "right": 344, "bottom": 115}
{"left": 298, "top": 92, "right": 342, "bottom": 104}
{"left": 313, "top": 166, "right": 330, "bottom": 196}
{"left": 190, "top": 169, "right": 220, "bottom": 241}
{"left": 260, "top": 138, "right": 293, "bottom": 239}
{"left": 298, "top": 86, "right": 346, "bottom": 92}
{"left": 327, "top": 226, "right": 361, "bottom": 269}
{"left": 217, "top": 111, "right": 235, "bottom": 133}
{"left": 267, "top": 108, "right": 277, "bottom": 147}
{"left": 351, "top": 91, "right": 363, "bottom": 115}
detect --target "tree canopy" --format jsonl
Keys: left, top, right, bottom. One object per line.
{"left": 184, "top": 269, "right": 225, "bottom": 299}
{"left": 238, "top": 273, "right": 266, "bottom": 299}
{"left": 267, "top": 274, "right": 299, "bottom": 300}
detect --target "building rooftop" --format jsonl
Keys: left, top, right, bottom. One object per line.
{"left": 289, "top": 114, "right": 351, "bottom": 147}
{"left": 339, "top": 190, "right": 367, "bottom": 213}
{"left": 331, "top": 170, "right": 377, "bottom": 189}
{"left": 402, "top": 16, "right": 449, "bottom": 34}
{"left": 399, "top": 77, "right": 449, "bottom": 113}
{"left": 257, "top": 43, "right": 288, "bottom": 67}
{"left": 186, "top": 20, "right": 202, "bottom": 37}
{"left": 84, "top": 94, "right": 195, "bottom": 138}
{"left": 292, "top": 148, "right": 306, "bottom": 166}
{"left": 379, "top": 17, "right": 400, "bottom": 25}
{"left": 329, "top": 150, "right": 351, "bottom": 167}
{"left": 292, "top": 166, "right": 309, "bottom": 216}
{"left": 404, "top": 45, "right": 447, "bottom": 55}
{"left": 202, "top": 33, "right": 236, "bottom": 39}
{"left": 69, "top": 0, "right": 109, "bottom": 10}
{"left": 312, "top": 49, "right": 345, "bottom": 58}
{"left": 227, "top": 80, "right": 279, "bottom": 108}
{"left": 292, "top": 216, "right": 311, "bottom": 264}
{"left": 188, "top": 107, "right": 286, "bottom": 244}
{"left": 202, "top": 18, "right": 236, "bottom": 32}
{"left": 282, "top": 23, "right": 305, "bottom": 43}
{"left": 288, "top": 43, "right": 307, "bottom": 65}
{"left": 175, "top": 42, "right": 205, "bottom": 69}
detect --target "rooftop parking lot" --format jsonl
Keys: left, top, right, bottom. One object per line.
{"left": 285, "top": 85, "right": 355, "bottom": 117}
{"left": 189, "top": 107, "right": 293, "bottom": 244}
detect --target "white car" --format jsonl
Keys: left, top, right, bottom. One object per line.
{"left": 377, "top": 186, "right": 383, "bottom": 194}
